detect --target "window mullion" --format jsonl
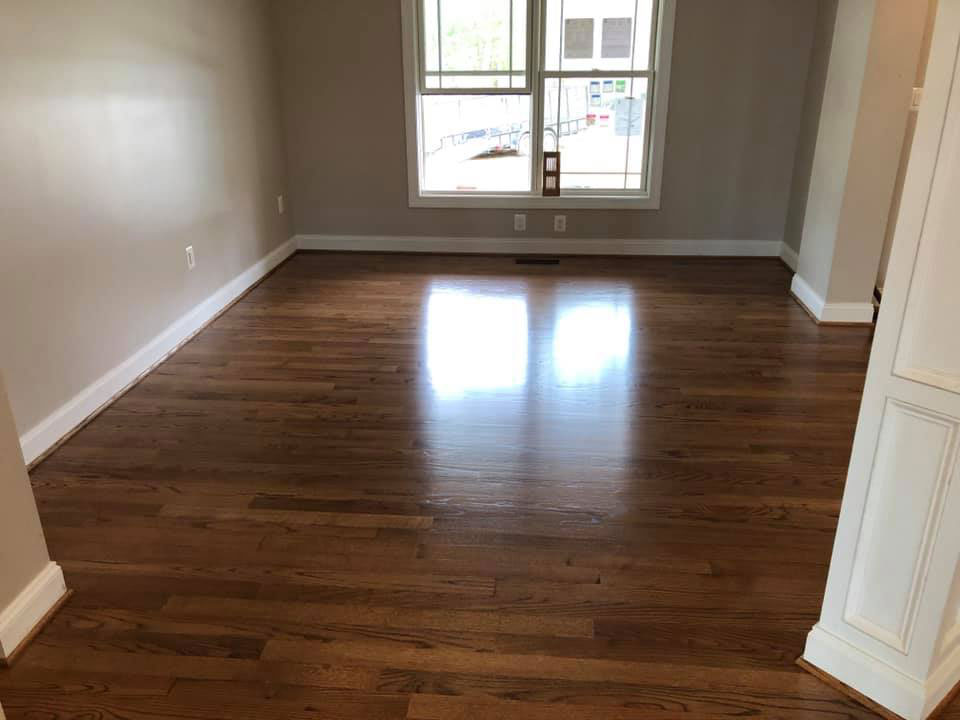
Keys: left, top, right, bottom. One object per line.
{"left": 420, "top": 86, "right": 533, "bottom": 96}
{"left": 622, "top": 0, "right": 641, "bottom": 190}
{"left": 509, "top": 0, "right": 514, "bottom": 88}
{"left": 543, "top": 70, "right": 652, "bottom": 79}
{"left": 425, "top": 71, "right": 517, "bottom": 77}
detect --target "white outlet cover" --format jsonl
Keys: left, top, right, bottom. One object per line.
{"left": 554, "top": 215, "right": 567, "bottom": 232}
{"left": 514, "top": 214, "right": 527, "bottom": 232}
{"left": 185, "top": 246, "right": 196, "bottom": 270}
{"left": 911, "top": 87, "right": 923, "bottom": 112}
{"left": 277, "top": 195, "right": 285, "bottom": 214}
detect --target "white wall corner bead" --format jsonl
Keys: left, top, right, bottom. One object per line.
{"left": 780, "top": 242, "right": 800, "bottom": 271}
{"left": 790, "top": 273, "right": 875, "bottom": 325}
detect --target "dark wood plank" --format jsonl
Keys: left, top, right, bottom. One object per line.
{"left": 162, "top": 596, "right": 595, "bottom": 639}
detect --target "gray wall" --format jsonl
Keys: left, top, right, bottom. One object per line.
{"left": 273, "top": 0, "right": 818, "bottom": 241}
{"left": 0, "top": 0, "right": 290, "bottom": 435}
{"left": 784, "top": 0, "right": 839, "bottom": 254}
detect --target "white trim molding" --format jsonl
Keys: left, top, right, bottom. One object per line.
{"left": 0, "top": 562, "right": 66, "bottom": 660}
{"left": 297, "top": 234, "right": 785, "bottom": 258}
{"left": 805, "top": 624, "right": 960, "bottom": 720}
{"left": 804, "top": 624, "right": 928, "bottom": 720}
{"left": 790, "top": 273, "right": 875, "bottom": 324}
{"left": 780, "top": 242, "right": 800, "bottom": 271}
{"left": 18, "top": 238, "right": 298, "bottom": 466}
{"left": 843, "top": 400, "right": 958, "bottom": 656}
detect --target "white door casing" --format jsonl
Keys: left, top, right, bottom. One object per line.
{"left": 803, "top": 2, "right": 960, "bottom": 719}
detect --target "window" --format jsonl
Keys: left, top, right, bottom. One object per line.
{"left": 401, "top": 0, "right": 675, "bottom": 208}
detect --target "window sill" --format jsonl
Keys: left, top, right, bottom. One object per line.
{"left": 409, "top": 192, "right": 662, "bottom": 211}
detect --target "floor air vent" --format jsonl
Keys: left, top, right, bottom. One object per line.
{"left": 515, "top": 257, "right": 560, "bottom": 265}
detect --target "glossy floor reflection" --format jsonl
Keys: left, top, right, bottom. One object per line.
{"left": 426, "top": 283, "right": 530, "bottom": 397}
{"left": 6, "top": 253, "right": 917, "bottom": 720}
{"left": 422, "top": 279, "right": 639, "bottom": 517}
{"left": 551, "top": 290, "right": 632, "bottom": 386}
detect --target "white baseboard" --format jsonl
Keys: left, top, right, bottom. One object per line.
{"left": 804, "top": 624, "right": 927, "bottom": 720}
{"left": 780, "top": 242, "right": 800, "bottom": 271}
{"left": 925, "top": 646, "right": 960, "bottom": 718}
{"left": 18, "top": 237, "right": 298, "bottom": 465}
{"left": 790, "top": 273, "right": 828, "bottom": 318}
{"left": 790, "top": 273, "right": 875, "bottom": 324}
{"left": 0, "top": 562, "right": 67, "bottom": 659}
{"left": 296, "top": 234, "right": 785, "bottom": 258}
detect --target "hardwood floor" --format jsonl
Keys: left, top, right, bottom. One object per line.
{"left": 4, "top": 252, "right": 951, "bottom": 719}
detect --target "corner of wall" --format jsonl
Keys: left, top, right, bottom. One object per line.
{"left": 0, "top": 562, "right": 67, "bottom": 661}
{"left": 782, "top": 0, "right": 841, "bottom": 258}
{"left": 0, "top": 373, "right": 66, "bottom": 663}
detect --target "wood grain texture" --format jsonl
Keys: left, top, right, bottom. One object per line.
{"left": 4, "top": 253, "right": 956, "bottom": 719}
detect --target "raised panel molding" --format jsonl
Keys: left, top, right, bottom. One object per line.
{"left": 844, "top": 400, "right": 959, "bottom": 653}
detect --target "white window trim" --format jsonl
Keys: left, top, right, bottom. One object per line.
{"left": 400, "top": 0, "right": 676, "bottom": 210}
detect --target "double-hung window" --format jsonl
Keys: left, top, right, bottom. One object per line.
{"left": 401, "top": 0, "right": 675, "bottom": 208}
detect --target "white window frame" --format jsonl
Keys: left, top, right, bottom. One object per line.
{"left": 401, "top": 0, "right": 676, "bottom": 210}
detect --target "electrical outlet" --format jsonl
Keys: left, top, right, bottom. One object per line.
{"left": 185, "top": 246, "right": 196, "bottom": 270}
{"left": 554, "top": 215, "right": 567, "bottom": 233}
{"left": 514, "top": 213, "right": 527, "bottom": 232}
{"left": 911, "top": 87, "right": 923, "bottom": 112}
{"left": 277, "top": 195, "right": 285, "bottom": 215}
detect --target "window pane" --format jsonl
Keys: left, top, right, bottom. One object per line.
{"left": 543, "top": 77, "right": 648, "bottom": 190}
{"left": 544, "top": 0, "right": 654, "bottom": 72}
{"left": 512, "top": 0, "right": 528, "bottom": 75}
{"left": 423, "top": 0, "right": 440, "bottom": 72}
{"left": 422, "top": 0, "right": 529, "bottom": 88}
{"left": 421, "top": 95, "right": 532, "bottom": 192}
